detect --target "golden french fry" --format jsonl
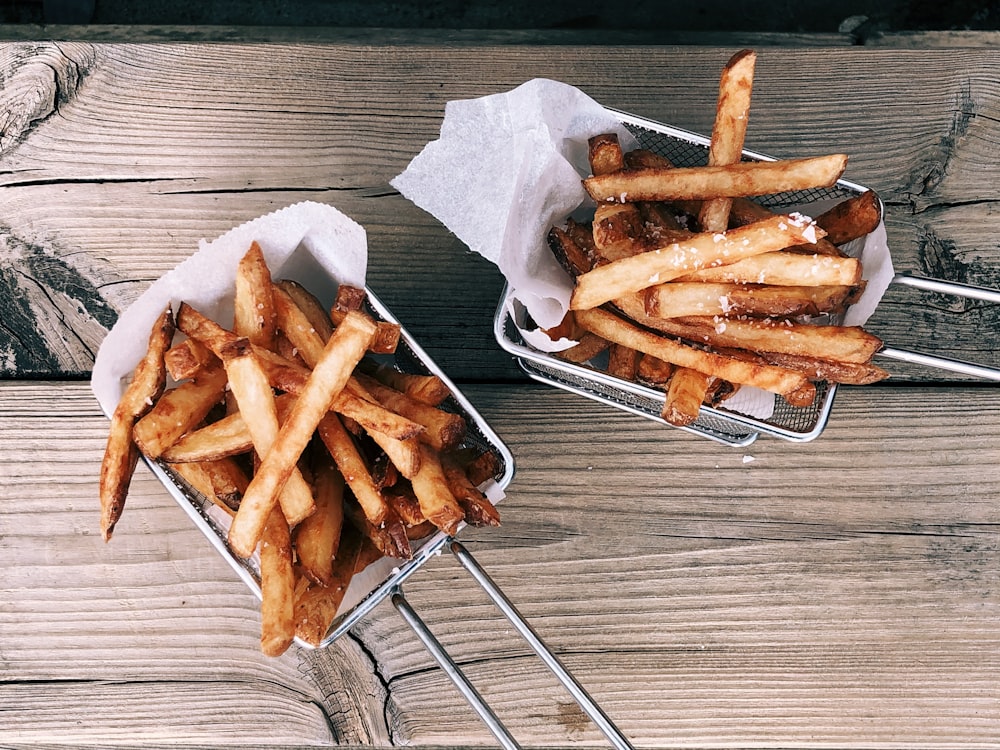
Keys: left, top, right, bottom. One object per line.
{"left": 814, "top": 189, "right": 882, "bottom": 246}
{"left": 132, "top": 362, "right": 228, "bottom": 459}
{"left": 643, "top": 282, "right": 858, "bottom": 319}
{"left": 259, "top": 505, "right": 296, "bottom": 657}
{"left": 160, "top": 393, "right": 294, "bottom": 463}
{"left": 329, "top": 285, "right": 400, "bottom": 354}
{"left": 698, "top": 49, "right": 756, "bottom": 232}
{"left": 164, "top": 338, "right": 216, "bottom": 381}
{"left": 440, "top": 453, "right": 501, "bottom": 528}
{"left": 636, "top": 354, "right": 674, "bottom": 386}
{"left": 168, "top": 457, "right": 248, "bottom": 515}
{"left": 593, "top": 202, "right": 651, "bottom": 261}
{"left": 555, "top": 332, "right": 612, "bottom": 364}
{"left": 315, "top": 412, "right": 390, "bottom": 529}
{"left": 759, "top": 350, "right": 890, "bottom": 385}
{"left": 583, "top": 154, "right": 848, "bottom": 204}
{"left": 222, "top": 340, "right": 316, "bottom": 538}
{"left": 344, "top": 499, "right": 412, "bottom": 559}
{"left": 275, "top": 278, "right": 334, "bottom": 342}
{"left": 727, "top": 197, "right": 842, "bottom": 256}
{"left": 607, "top": 343, "right": 641, "bottom": 380}
{"left": 365, "top": 430, "right": 422, "bottom": 480}
{"left": 357, "top": 361, "right": 452, "bottom": 407}
{"left": 662, "top": 366, "right": 712, "bottom": 427}
{"left": 576, "top": 306, "right": 815, "bottom": 406}
{"left": 272, "top": 282, "right": 327, "bottom": 367}
{"left": 356, "top": 374, "right": 466, "bottom": 452}
{"left": 100, "top": 305, "right": 175, "bottom": 542}
{"left": 294, "top": 526, "right": 363, "bottom": 647}
{"left": 230, "top": 311, "right": 376, "bottom": 558}
{"left": 234, "top": 241, "right": 277, "bottom": 349}
{"left": 410, "top": 443, "right": 465, "bottom": 536}
{"left": 294, "top": 457, "right": 345, "bottom": 586}
{"left": 676, "top": 250, "right": 862, "bottom": 286}
{"left": 547, "top": 225, "right": 596, "bottom": 277}
{"left": 588, "top": 133, "right": 625, "bottom": 176}
{"left": 571, "top": 213, "right": 826, "bottom": 311}
{"left": 384, "top": 484, "right": 426, "bottom": 527}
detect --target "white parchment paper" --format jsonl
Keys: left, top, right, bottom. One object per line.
{"left": 91, "top": 201, "right": 367, "bottom": 417}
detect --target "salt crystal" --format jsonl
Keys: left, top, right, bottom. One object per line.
{"left": 713, "top": 233, "right": 726, "bottom": 243}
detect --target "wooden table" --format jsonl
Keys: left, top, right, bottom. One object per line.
{"left": 2, "top": 27, "right": 998, "bottom": 748}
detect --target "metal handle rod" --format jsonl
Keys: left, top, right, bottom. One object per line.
{"left": 892, "top": 272, "right": 1000, "bottom": 304}
{"left": 391, "top": 588, "right": 522, "bottom": 750}
{"left": 883, "top": 273, "right": 1000, "bottom": 380}
{"left": 449, "top": 539, "right": 635, "bottom": 750}
{"left": 877, "top": 346, "right": 1000, "bottom": 381}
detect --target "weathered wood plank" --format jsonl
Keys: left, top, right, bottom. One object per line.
{"left": 3, "top": 42, "right": 1000, "bottom": 382}
{"left": 1, "top": 381, "right": 997, "bottom": 746}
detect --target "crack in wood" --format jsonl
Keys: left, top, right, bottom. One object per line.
{"left": 0, "top": 225, "right": 118, "bottom": 377}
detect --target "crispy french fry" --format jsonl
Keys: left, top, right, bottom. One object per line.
{"left": 357, "top": 360, "right": 452, "bottom": 407}
{"left": 365, "top": 430, "right": 422, "bottom": 480}
{"left": 571, "top": 213, "right": 826, "bottom": 311}
{"left": 132, "top": 362, "right": 228, "bottom": 459}
{"left": 662, "top": 366, "right": 712, "bottom": 427}
{"left": 440, "top": 453, "right": 501, "bottom": 528}
{"left": 576, "top": 306, "right": 815, "bottom": 406}
{"left": 100, "top": 306, "right": 175, "bottom": 542}
{"left": 814, "top": 189, "right": 882, "bottom": 245}
{"left": 548, "top": 225, "right": 596, "bottom": 277}
{"left": 588, "top": 133, "right": 625, "bottom": 176}
{"left": 758, "top": 350, "right": 890, "bottom": 385}
{"left": 384, "top": 484, "right": 426, "bottom": 527}
{"left": 168, "top": 457, "right": 248, "bottom": 515}
{"left": 636, "top": 354, "right": 674, "bottom": 386}
{"left": 294, "top": 526, "right": 363, "bottom": 647}
{"left": 222, "top": 339, "right": 316, "bottom": 537}
{"left": 356, "top": 374, "right": 466, "bottom": 452}
{"left": 259, "top": 505, "right": 295, "bottom": 657}
{"left": 330, "top": 285, "right": 400, "bottom": 354}
{"left": 273, "top": 282, "right": 327, "bottom": 367}
{"left": 164, "top": 338, "right": 216, "bottom": 381}
{"left": 410, "top": 443, "right": 465, "bottom": 536}
{"left": 584, "top": 154, "right": 848, "bottom": 204}
{"left": 593, "top": 202, "right": 651, "bottom": 261}
{"left": 727, "top": 197, "right": 842, "bottom": 256}
{"left": 230, "top": 311, "right": 376, "bottom": 558}
{"left": 698, "top": 49, "right": 756, "bottom": 232}
{"left": 607, "top": 343, "right": 641, "bottom": 380}
{"left": 555, "top": 332, "right": 612, "bottom": 363}
{"left": 676, "top": 250, "right": 862, "bottom": 286}
{"left": 643, "top": 282, "right": 858, "bottom": 319}
{"left": 294, "top": 457, "right": 344, "bottom": 586}
{"left": 344, "top": 498, "right": 411, "bottom": 559}
{"left": 315, "top": 412, "right": 390, "bottom": 528}
{"left": 275, "top": 278, "right": 334, "bottom": 342}
{"left": 234, "top": 241, "right": 278, "bottom": 349}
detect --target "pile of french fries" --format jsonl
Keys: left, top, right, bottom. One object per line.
{"left": 545, "top": 49, "right": 889, "bottom": 427}
{"left": 99, "top": 241, "right": 500, "bottom": 656}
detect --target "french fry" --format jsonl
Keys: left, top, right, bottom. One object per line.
{"left": 315, "top": 412, "right": 390, "bottom": 528}
{"left": 99, "top": 306, "right": 175, "bottom": 542}
{"left": 356, "top": 373, "right": 466, "bottom": 452}
{"left": 294, "top": 526, "right": 363, "bottom": 647}
{"left": 164, "top": 338, "right": 216, "bottom": 381}
{"left": 234, "top": 241, "right": 278, "bottom": 349}
{"left": 570, "top": 213, "right": 826, "bottom": 311}
{"left": 274, "top": 278, "right": 334, "bottom": 342}
{"left": 758, "top": 350, "right": 891, "bottom": 385}
{"left": 636, "top": 354, "right": 674, "bottom": 386}
{"left": 643, "top": 282, "right": 858, "bottom": 319}
{"left": 221, "top": 339, "right": 316, "bottom": 534}
{"left": 132, "top": 362, "right": 229, "bottom": 459}
{"left": 330, "top": 285, "right": 401, "bottom": 354}
{"left": 384, "top": 484, "right": 426, "bottom": 527}
{"left": 555, "top": 332, "right": 612, "bottom": 363}
{"left": 583, "top": 154, "right": 848, "bottom": 204}
{"left": 259, "top": 506, "right": 295, "bottom": 657}
{"left": 814, "top": 189, "right": 882, "bottom": 245}
{"left": 575, "top": 306, "right": 816, "bottom": 406}
{"left": 588, "top": 132, "right": 625, "bottom": 175}
{"left": 272, "top": 282, "right": 327, "bottom": 367}
{"left": 607, "top": 343, "right": 641, "bottom": 380}
{"left": 230, "top": 311, "right": 376, "bottom": 558}
{"left": 357, "top": 360, "right": 452, "bottom": 407}
{"left": 662, "top": 366, "right": 713, "bottom": 427}
{"left": 698, "top": 49, "right": 756, "bottom": 232}
{"left": 676, "top": 250, "right": 862, "bottom": 286}
{"left": 167, "top": 457, "right": 248, "bottom": 515}
{"left": 364, "top": 430, "right": 422, "bottom": 480}
{"left": 410, "top": 443, "right": 465, "bottom": 535}
{"left": 343, "top": 497, "right": 411, "bottom": 559}
{"left": 727, "top": 197, "right": 842, "bottom": 256}
{"left": 294, "top": 456, "right": 344, "bottom": 586}
{"left": 441, "top": 453, "right": 501, "bottom": 528}
{"left": 548, "top": 225, "right": 596, "bottom": 277}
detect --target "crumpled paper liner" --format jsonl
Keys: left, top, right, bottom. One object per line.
{"left": 392, "top": 79, "right": 894, "bottom": 421}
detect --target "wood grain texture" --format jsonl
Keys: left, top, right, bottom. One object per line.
{"left": 2, "top": 41, "right": 1000, "bottom": 381}
{"left": 1, "top": 381, "right": 997, "bottom": 746}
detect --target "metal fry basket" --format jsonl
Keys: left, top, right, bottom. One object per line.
{"left": 148, "top": 287, "right": 634, "bottom": 750}
{"left": 494, "top": 110, "right": 1000, "bottom": 446}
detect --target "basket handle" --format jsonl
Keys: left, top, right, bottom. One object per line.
{"left": 877, "top": 273, "right": 1000, "bottom": 380}
{"left": 391, "top": 538, "right": 634, "bottom": 750}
